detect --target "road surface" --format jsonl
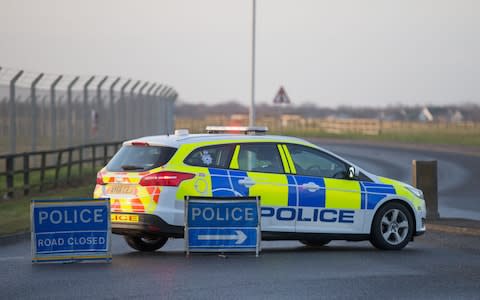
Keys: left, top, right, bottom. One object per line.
{"left": 1, "top": 141, "right": 479, "bottom": 299}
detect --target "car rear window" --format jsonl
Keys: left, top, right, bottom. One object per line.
{"left": 106, "top": 145, "right": 177, "bottom": 172}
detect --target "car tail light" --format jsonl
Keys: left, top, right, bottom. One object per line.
{"left": 140, "top": 171, "right": 195, "bottom": 187}
{"left": 96, "top": 172, "right": 106, "bottom": 185}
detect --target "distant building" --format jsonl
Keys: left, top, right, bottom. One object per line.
{"left": 450, "top": 110, "right": 464, "bottom": 122}
{"left": 418, "top": 107, "right": 434, "bottom": 122}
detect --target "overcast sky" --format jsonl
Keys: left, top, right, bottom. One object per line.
{"left": 1, "top": 0, "right": 479, "bottom": 107}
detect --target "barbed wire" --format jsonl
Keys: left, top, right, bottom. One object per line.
{"left": 0, "top": 65, "right": 176, "bottom": 95}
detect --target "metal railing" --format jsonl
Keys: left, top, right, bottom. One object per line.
{"left": 0, "top": 66, "right": 178, "bottom": 155}
{"left": 0, "top": 141, "right": 122, "bottom": 199}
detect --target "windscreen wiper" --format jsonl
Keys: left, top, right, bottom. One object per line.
{"left": 120, "top": 165, "right": 144, "bottom": 170}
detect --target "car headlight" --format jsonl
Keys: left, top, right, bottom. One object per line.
{"left": 405, "top": 186, "right": 424, "bottom": 199}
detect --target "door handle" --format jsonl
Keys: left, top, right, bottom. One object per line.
{"left": 238, "top": 177, "right": 256, "bottom": 188}
{"left": 302, "top": 182, "right": 320, "bottom": 192}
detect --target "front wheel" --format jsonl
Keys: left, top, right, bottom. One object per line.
{"left": 370, "top": 202, "right": 413, "bottom": 250}
{"left": 124, "top": 236, "right": 168, "bottom": 252}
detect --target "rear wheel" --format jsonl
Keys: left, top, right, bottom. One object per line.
{"left": 370, "top": 202, "right": 413, "bottom": 250}
{"left": 124, "top": 236, "right": 168, "bottom": 252}
{"left": 299, "top": 239, "right": 331, "bottom": 247}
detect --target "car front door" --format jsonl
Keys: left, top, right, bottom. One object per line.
{"left": 283, "top": 143, "right": 365, "bottom": 234}
{"left": 229, "top": 143, "right": 294, "bottom": 232}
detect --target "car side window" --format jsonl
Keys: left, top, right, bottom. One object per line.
{"left": 184, "top": 144, "right": 234, "bottom": 168}
{"left": 287, "top": 144, "right": 348, "bottom": 179}
{"left": 237, "top": 143, "right": 284, "bottom": 174}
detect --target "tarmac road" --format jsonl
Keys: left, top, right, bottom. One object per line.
{"left": 317, "top": 140, "right": 480, "bottom": 220}
{"left": 1, "top": 140, "right": 480, "bottom": 299}
{"left": 0, "top": 232, "right": 479, "bottom": 299}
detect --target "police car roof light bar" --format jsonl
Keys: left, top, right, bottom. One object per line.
{"left": 205, "top": 126, "right": 268, "bottom": 135}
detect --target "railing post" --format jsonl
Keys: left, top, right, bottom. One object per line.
{"left": 5, "top": 156, "right": 14, "bottom": 199}
{"left": 412, "top": 160, "right": 439, "bottom": 219}
{"left": 92, "top": 145, "right": 96, "bottom": 172}
{"left": 79, "top": 146, "right": 84, "bottom": 176}
{"left": 31, "top": 73, "right": 44, "bottom": 152}
{"left": 9, "top": 70, "right": 23, "bottom": 154}
{"left": 39, "top": 152, "right": 46, "bottom": 192}
{"left": 67, "top": 148, "right": 73, "bottom": 184}
{"left": 50, "top": 75, "right": 63, "bottom": 150}
{"left": 23, "top": 153, "right": 30, "bottom": 196}
{"left": 54, "top": 150, "right": 63, "bottom": 188}
{"left": 67, "top": 76, "right": 79, "bottom": 147}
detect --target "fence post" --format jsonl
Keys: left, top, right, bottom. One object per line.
{"left": 169, "top": 91, "right": 178, "bottom": 131}
{"left": 50, "top": 75, "right": 63, "bottom": 150}
{"left": 153, "top": 85, "right": 162, "bottom": 133}
{"left": 145, "top": 83, "right": 157, "bottom": 136}
{"left": 412, "top": 160, "right": 439, "bottom": 219}
{"left": 96, "top": 76, "right": 108, "bottom": 142}
{"left": 161, "top": 87, "right": 170, "bottom": 134}
{"left": 128, "top": 80, "right": 141, "bottom": 138}
{"left": 138, "top": 82, "right": 149, "bottom": 137}
{"left": 83, "top": 76, "right": 95, "bottom": 145}
{"left": 120, "top": 79, "right": 131, "bottom": 140}
{"left": 9, "top": 70, "right": 23, "bottom": 154}
{"left": 31, "top": 73, "right": 44, "bottom": 152}
{"left": 103, "top": 144, "right": 108, "bottom": 165}
{"left": 23, "top": 153, "right": 30, "bottom": 196}
{"left": 67, "top": 76, "right": 79, "bottom": 147}
{"left": 109, "top": 77, "right": 121, "bottom": 140}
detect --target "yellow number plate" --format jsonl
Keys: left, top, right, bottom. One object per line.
{"left": 111, "top": 214, "right": 139, "bottom": 223}
{"left": 106, "top": 184, "right": 135, "bottom": 194}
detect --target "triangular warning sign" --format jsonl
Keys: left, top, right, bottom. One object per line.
{"left": 273, "top": 86, "right": 291, "bottom": 104}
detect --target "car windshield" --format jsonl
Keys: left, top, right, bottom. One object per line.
{"left": 106, "top": 145, "right": 177, "bottom": 172}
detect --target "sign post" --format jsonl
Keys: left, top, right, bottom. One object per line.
{"left": 185, "top": 197, "right": 261, "bottom": 256}
{"left": 31, "top": 198, "right": 111, "bottom": 264}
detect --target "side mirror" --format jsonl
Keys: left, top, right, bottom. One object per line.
{"left": 348, "top": 166, "right": 358, "bottom": 179}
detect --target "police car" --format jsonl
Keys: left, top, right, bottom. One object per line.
{"left": 94, "top": 126, "right": 426, "bottom": 251}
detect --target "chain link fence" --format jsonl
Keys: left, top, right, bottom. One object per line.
{"left": 0, "top": 66, "right": 178, "bottom": 155}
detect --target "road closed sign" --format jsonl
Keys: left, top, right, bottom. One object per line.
{"left": 185, "top": 197, "right": 260, "bottom": 255}
{"left": 31, "top": 198, "right": 111, "bottom": 263}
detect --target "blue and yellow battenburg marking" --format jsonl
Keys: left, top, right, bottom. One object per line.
{"left": 208, "top": 168, "right": 397, "bottom": 210}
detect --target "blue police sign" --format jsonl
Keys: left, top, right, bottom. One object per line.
{"left": 31, "top": 198, "right": 111, "bottom": 263}
{"left": 185, "top": 197, "right": 260, "bottom": 255}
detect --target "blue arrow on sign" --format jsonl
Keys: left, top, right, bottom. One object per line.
{"left": 198, "top": 230, "right": 247, "bottom": 244}
{"left": 188, "top": 228, "right": 258, "bottom": 249}
{"left": 185, "top": 197, "right": 260, "bottom": 254}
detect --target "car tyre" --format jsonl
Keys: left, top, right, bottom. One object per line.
{"left": 124, "top": 236, "right": 168, "bottom": 252}
{"left": 370, "top": 202, "right": 414, "bottom": 250}
{"left": 299, "top": 239, "right": 331, "bottom": 247}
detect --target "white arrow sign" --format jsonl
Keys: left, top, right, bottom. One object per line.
{"left": 198, "top": 230, "right": 247, "bottom": 244}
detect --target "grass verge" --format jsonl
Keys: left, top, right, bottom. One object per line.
{"left": 0, "top": 184, "right": 95, "bottom": 236}
{"left": 274, "top": 129, "right": 480, "bottom": 148}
